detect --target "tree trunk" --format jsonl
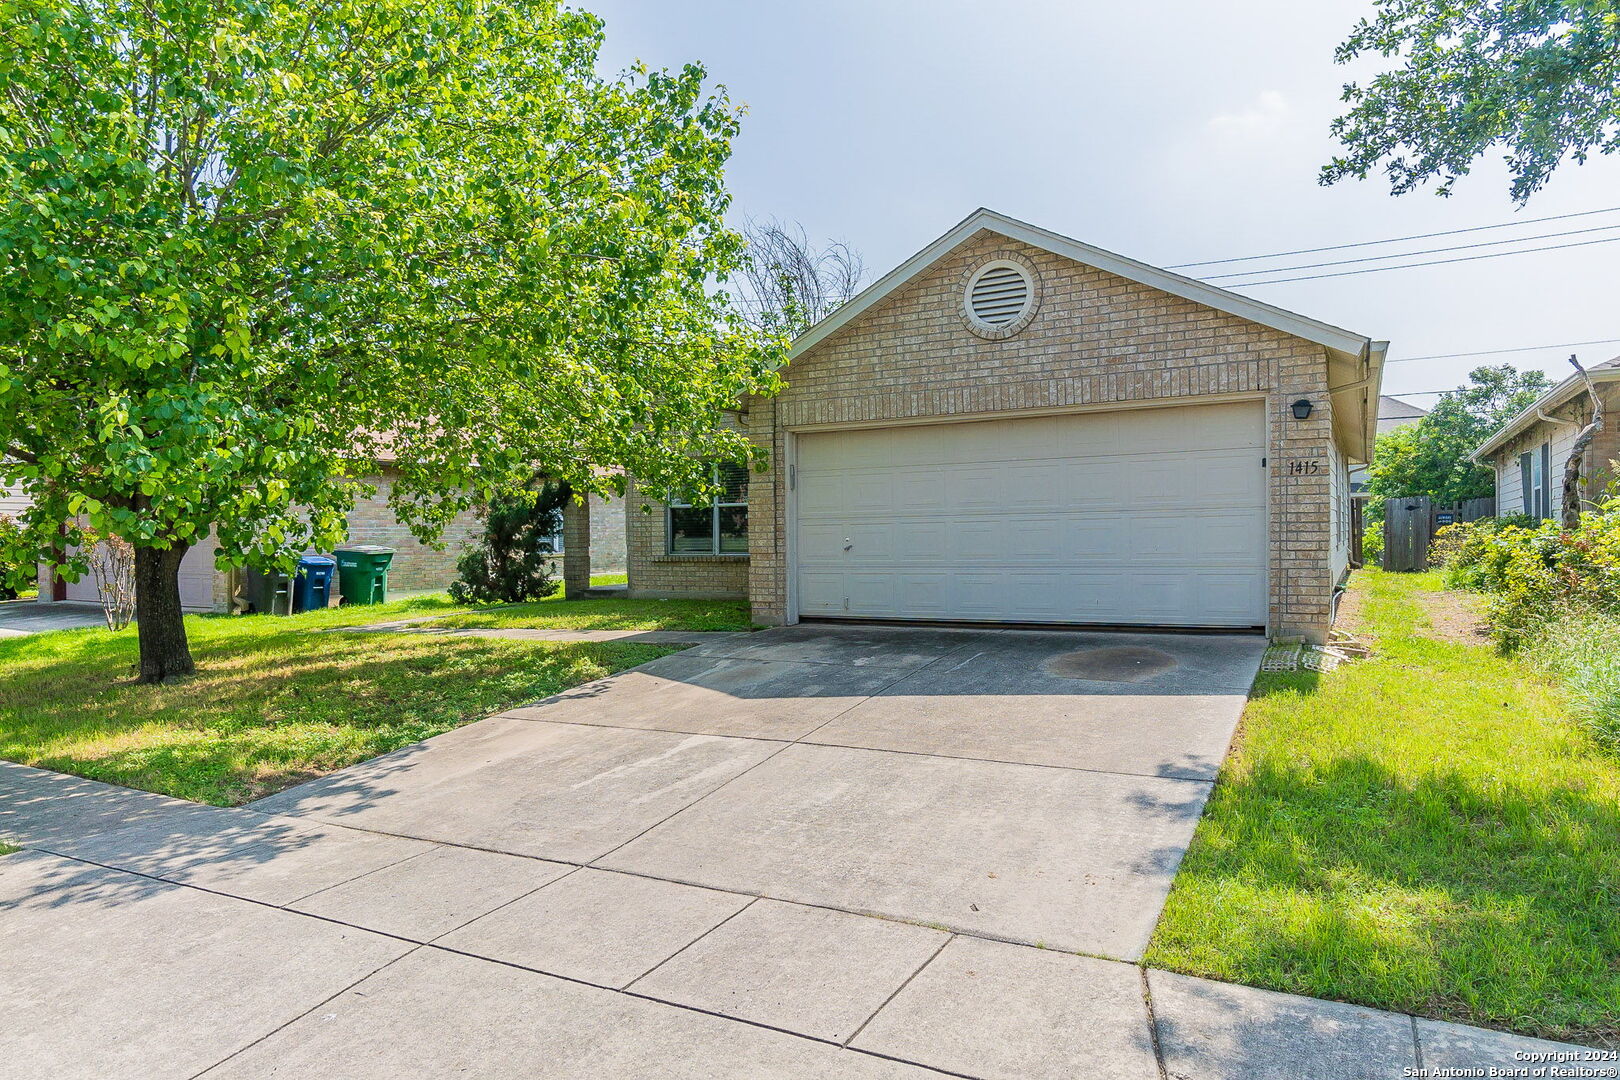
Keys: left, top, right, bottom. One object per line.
{"left": 1562, "top": 356, "right": 1604, "bottom": 529}
{"left": 134, "top": 544, "right": 195, "bottom": 683}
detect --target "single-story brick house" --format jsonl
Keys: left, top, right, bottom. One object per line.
{"left": 34, "top": 469, "right": 627, "bottom": 612}
{"left": 1471, "top": 358, "right": 1620, "bottom": 518}
{"left": 564, "top": 209, "right": 1388, "bottom": 643}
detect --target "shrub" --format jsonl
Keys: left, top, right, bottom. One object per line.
{"left": 0, "top": 514, "right": 30, "bottom": 600}
{"left": 448, "top": 482, "right": 568, "bottom": 605}
{"left": 1438, "top": 506, "right": 1620, "bottom": 646}
{"left": 1525, "top": 609, "right": 1620, "bottom": 754}
{"left": 1362, "top": 519, "right": 1384, "bottom": 565}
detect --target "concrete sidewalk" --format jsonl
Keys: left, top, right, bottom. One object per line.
{"left": 5, "top": 810, "right": 1596, "bottom": 1080}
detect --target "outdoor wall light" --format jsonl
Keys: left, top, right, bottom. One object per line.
{"left": 1290, "top": 398, "right": 1314, "bottom": 420}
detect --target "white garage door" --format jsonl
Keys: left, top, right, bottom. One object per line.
{"left": 794, "top": 402, "right": 1267, "bottom": 627}
{"left": 65, "top": 538, "right": 216, "bottom": 612}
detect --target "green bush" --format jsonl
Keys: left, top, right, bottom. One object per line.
{"left": 448, "top": 482, "right": 567, "bottom": 605}
{"left": 1438, "top": 507, "right": 1620, "bottom": 646}
{"left": 1434, "top": 505, "right": 1620, "bottom": 754}
{"left": 1361, "top": 519, "right": 1384, "bottom": 565}
{"left": 1525, "top": 609, "right": 1620, "bottom": 754}
{"left": 0, "top": 514, "right": 30, "bottom": 600}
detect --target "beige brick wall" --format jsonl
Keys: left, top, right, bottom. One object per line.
{"left": 341, "top": 468, "right": 485, "bottom": 592}
{"left": 646, "top": 229, "right": 1347, "bottom": 640}
{"left": 623, "top": 475, "right": 750, "bottom": 599}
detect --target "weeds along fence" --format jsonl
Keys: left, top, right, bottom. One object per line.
{"left": 1382, "top": 496, "right": 1496, "bottom": 572}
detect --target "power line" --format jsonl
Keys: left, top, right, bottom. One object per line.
{"left": 1386, "top": 338, "right": 1620, "bottom": 363}
{"left": 1169, "top": 205, "right": 1620, "bottom": 267}
{"left": 1220, "top": 233, "right": 1620, "bottom": 286}
{"left": 1201, "top": 221, "right": 1620, "bottom": 281}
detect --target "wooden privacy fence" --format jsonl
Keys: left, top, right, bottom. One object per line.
{"left": 1382, "top": 496, "right": 1496, "bottom": 572}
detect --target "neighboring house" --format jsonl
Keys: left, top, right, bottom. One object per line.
{"left": 1, "top": 482, "right": 28, "bottom": 520}
{"left": 1472, "top": 358, "right": 1620, "bottom": 519}
{"left": 567, "top": 209, "right": 1387, "bottom": 644}
{"left": 1348, "top": 395, "right": 1428, "bottom": 495}
{"left": 35, "top": 466, "right": 627, "bottom": 612}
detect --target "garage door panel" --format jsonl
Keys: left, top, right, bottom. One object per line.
{"left": 798, "top": 572, "right": 846, "bottom": 615}
{"left": 793, "top": 405, "right": 1267, "bottom": 628}
{"left": 892, "top": 521, "right": 949, "bottom": 558}
{"left": 1193, "top": 452, "right": 1267, "bottom": 505}
{"left": 1003, "top": 517, "right": 1065, "bottom": 562}
{"left": 952, "top": 573, "right": 1004, "bottom": 619}
{"left": 1196, "top": 514, "right": 1268, "bottom": 562}
{"left": 1061, "top": 459, "right": 1130, "bottom": 507}
{"left": 847, "top": 522, "right": 903, "bottom": 560}
{"left": 1002, "top": 463, "right": 1064, "bottom": 509}
{"left": 892, "top": 469, "right": 947, "bottom": 512}
{"left": 796, "top": 523, "right": 850, "bottom": 561}
{"left": 1063, "top": 514, "right": 1131, "bottom": 561}
{"left": 948, "top": 520, "right": 1002, "bottom": 561}
{"left": 948, "top": 468, "right": 1002, "bottom": 512}
{"left": 896, "top": 574, "right": 951, "bottom": 617}
{"left": 1004, "top": 572, "right": 1070, "bottom": 618}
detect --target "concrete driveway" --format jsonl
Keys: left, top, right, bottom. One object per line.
{"left": 4, "top": 625, "right": 1593, "bottom": 1078}
{"left": 0, "top": 598, "right": 105, "bottom": 636}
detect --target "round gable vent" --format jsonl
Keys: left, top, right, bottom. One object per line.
{"left": 962, "top": 257, "right": 1038, "bottom": 338}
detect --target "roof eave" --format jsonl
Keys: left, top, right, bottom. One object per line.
{"left": 1471, "top": 368, "right": 1620, "bottom": 462}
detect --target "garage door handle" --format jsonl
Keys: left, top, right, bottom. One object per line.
{"left": 843, "top": 538, "right": 853, "bottom": 551}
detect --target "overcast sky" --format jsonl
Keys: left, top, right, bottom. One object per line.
{"left": 588, "top": 0, "right": 1620, "bottom": 405}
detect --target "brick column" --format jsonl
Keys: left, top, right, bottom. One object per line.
{"left": 562, "top": 496, "right": 590, "bottom": 599}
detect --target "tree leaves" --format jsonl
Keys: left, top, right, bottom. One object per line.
{"left": 0, "top": 0, "right": 782, "bottom": 587}
{"left": 1366, "top": 364, "right": 1554, "bottom": 502}
{"left": 1321, "top": 0, "right": 1620, "bottom": 201}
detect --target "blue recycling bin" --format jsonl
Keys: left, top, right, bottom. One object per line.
{"left": 292, "top": 555, "right": 337, "bottom": 613}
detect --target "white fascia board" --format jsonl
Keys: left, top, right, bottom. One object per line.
{"left": 1471, "top": 367, "right": 1620, "bottom": 462}
{"left": 788, "top": 208, "right": 1374, "bottom": 362}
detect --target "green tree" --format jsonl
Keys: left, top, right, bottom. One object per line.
{"left": 449, "top": 482, "right": 568, "bottom": 605}
{"left": 1367, "top": 364, "right": 1552, "bottom": 502}
{"left": 0, "top": 0, "right": 781, "bottom": 682}
{"left": 1321, "top": 0, "right": 1620, "bottom": 201}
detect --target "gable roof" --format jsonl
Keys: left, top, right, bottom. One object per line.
{"left": 788, "top": 208, "right": 1387, "bottom": 458}
{"left": 1378, "top": 395, "right": 1427, "bottom": 434}
{"left": 1472, "top": 356, "right": 1620, "bottom": 462}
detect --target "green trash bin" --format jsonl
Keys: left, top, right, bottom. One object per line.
{"left": 334, "top": 545, "right": 395, "bottom": 605}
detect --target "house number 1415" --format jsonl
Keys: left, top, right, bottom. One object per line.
{"left": 1287, "top": 459, "right": 1322, "bottom": 475}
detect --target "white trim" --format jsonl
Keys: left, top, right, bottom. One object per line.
{"left": 789, "top": 208, "right": 1374, "bottom": 363}
{"left": 1472, "top": 365, "right": 1620, "bottom": 461}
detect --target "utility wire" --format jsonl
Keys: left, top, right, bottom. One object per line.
{"left": 1169, "top": 205, "right": 1620, "bottom": 267}
{"left": 1220, "top": 233, "right": 1620, "bottom": 286}
{"left": 1201, "top": 222, "right": 1620, "bottom": 280}
{"left": 1386, "top": 338, "right": 1620, "bottom": 363}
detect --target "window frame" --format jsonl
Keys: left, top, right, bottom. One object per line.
{"left": 1521, "top": 442, "right": 1552, "bottom": 519}
{"left": 665, "top": 463, "right": 749, "bottom": 556}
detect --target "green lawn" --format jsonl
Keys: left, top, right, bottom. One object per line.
{"left": 431, "top": 594, "right": 754, "bottom": 632}
{"left": 1147, "top": 569, "right": 1620, "bottom": 1046}
{"left": 0, "top": 599, "right": 678, "bottom": 806}
{"left": 590, "top": 572, "right": 629, "bottom": 586}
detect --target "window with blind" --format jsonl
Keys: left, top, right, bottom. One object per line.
{"left": 667, "top": 462, "right": 749, "bottom": 554}
{"left": 1519, "top": 442, "right": 1552, "bottom": 519}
